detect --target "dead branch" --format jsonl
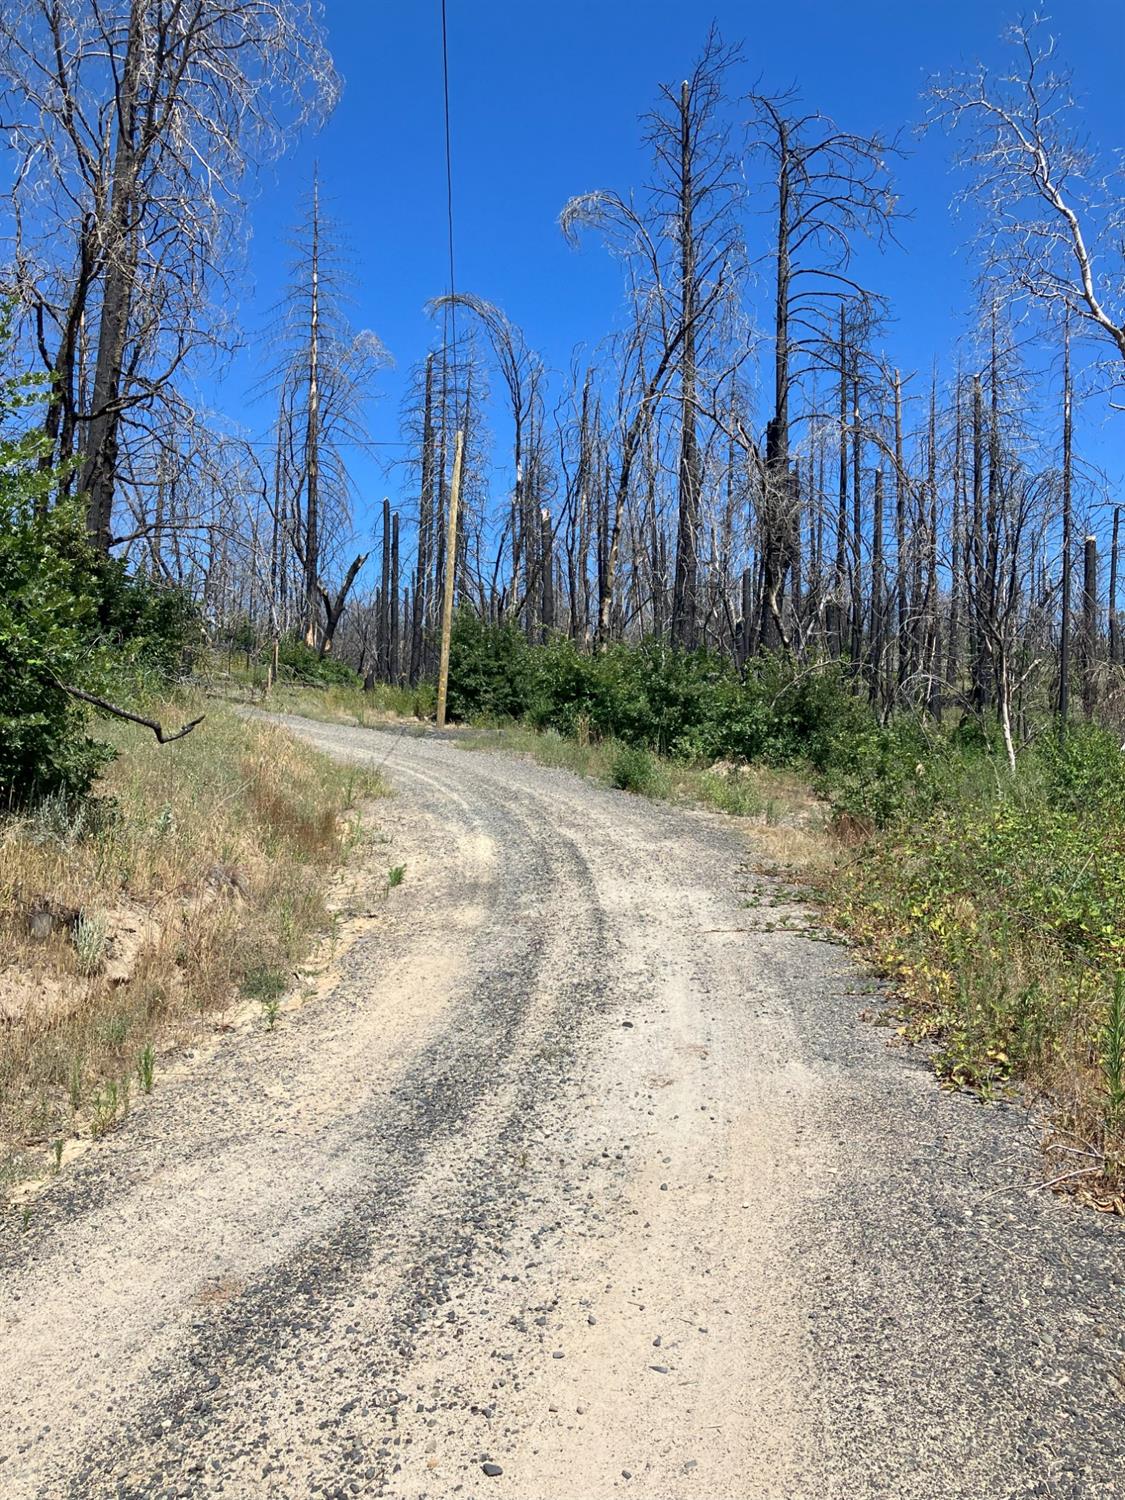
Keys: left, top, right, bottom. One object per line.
{"left": 51, "top": 678, "right": 205, "bottom": 744}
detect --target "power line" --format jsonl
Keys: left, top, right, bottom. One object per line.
{"left": 440, "top": 0, "right": 458, "bottom": 374}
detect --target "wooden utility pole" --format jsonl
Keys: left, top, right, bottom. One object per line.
{"left": 435, "top": 429, "right": 465, "bottom": 730}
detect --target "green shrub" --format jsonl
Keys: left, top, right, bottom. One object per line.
{"left": 1035, "top": 721, "right": 1125, "bottom": 813}
{"left": 445, "top": 620, "right": 882, "bottom": 782}
{"left": 608, "top": 744, "right": 665, "bottom": 796}
{"left": 0, "top": 470, "right": 113, "bottom": 807}
{"left": 277, "top": 634, "right": 362, "bottom": 688}
{"left": 446, "top": 611, "right": 535, "bottom": 721}
{"left": 0, "top": 315, "right": 199, "bottom": 810}
{"left": 88, "top": 554, "right": 200, "bottom": 680}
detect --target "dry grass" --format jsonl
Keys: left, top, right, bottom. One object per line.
{"left": 454, "top": 724, "right": 827, "bottom": 858}
{"left": 0, "top": 693, "right": 381, "bottom": 1182}
{"left": 208, "top": 666, "right": 435, "bottom": 730}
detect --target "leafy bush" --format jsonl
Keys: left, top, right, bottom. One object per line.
{"left": 88, "top": 554, "right": 200, "bottom": 680}
{"left": 445, "top": 618, "right": 879, "bottom": 778}
{"left": 609, "top": 744, "right": 666, "bottom": 796}
{"left": 277, "top": 634, "right": 362, "bottom": 688}
{"left": 0, "top": 320, "right": 199, "bottom": 810}
{"left": 446, "top": 611, "right": 536, "bottom": 721}
{"left": 0, "top": 497, "right": 116, "bottom": 807}
{"left": 1035, "top": 720, "right": 1125, "bottom": 813}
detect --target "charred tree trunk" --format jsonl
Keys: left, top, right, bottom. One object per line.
{"left": 390, "top": 511, "right": 401, "bottom": 683}
{"left": 671, "top": 79, "right": 703, "bottom": 650}
{"left": 1059, "top": 327, "right": 1073, "bottom": 724}
{"left": 1110, "top": 506, "right": 1121, "bottom": 667}
{"left": 80, "top": 0, "right": 144, "bottom": 550}
{"left": 1082, "top": 533, "right": 1098, "bottom": 718}
{"left": 540, "top": 508, "right": 555, "bottom": 639}
{"left": 303, "top": 176, "right": 323, "bottom": 646}
{"left": 870, "top": 466, "right": 884, "bottom": 706}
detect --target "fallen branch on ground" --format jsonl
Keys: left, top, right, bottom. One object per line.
{"left": 51, "top": 678, "right": 205, "bottom": 744}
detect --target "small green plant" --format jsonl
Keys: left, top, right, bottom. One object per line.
{"left": 98, "top": 1011, "right": 130, "bottom": 1047}
{"left": 74, "top": 912, "right": 110, "bottom": 976}
{"left": 261, "top": 995, "right": 281, "bottom": 1031}
{"left": 136, "top": 1044, "right": 156, "bottom": 1095}
{"left": 609, "top": 744, "right": 664, "bottom": 797}
{"left": 701, "top": 772, "right": 762, "bottom": 818}
{"left": 51, "top": 1139, "right": 64, "bottom": 1173}
{"left": 90, "top": 1080, "right": 119, "bottom": 1137}
{"left": 240, "top": 966, "right": 288, "bottom": 1002}
{"left": 387, "top": 864, "right": 406, "bottom": 889}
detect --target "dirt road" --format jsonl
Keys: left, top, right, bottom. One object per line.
{"left": 1, "top": 717, "right": 1122, "bottom": 1499}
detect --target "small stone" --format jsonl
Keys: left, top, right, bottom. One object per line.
{"left": 482, "top": 1462, "right": 503, "bottom": 1477}
{"left": 649, "top": 1365, "right": 669, "bottom": 1374}
{"left": 552, "top": 1351, "right": 564, "bottom": 1359}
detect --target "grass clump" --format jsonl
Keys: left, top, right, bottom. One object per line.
{"left": 609, "top": 745, "right": 666, "bottom": 797}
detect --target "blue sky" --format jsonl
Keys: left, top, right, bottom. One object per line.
{"left": 218, "top": 0, "right": 1125, "bottom": 529}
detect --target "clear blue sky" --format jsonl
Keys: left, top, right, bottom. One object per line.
{"left": 217, "top": 0, "right": 1125, "bottom": 532}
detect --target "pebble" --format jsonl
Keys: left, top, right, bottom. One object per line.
{"left": 482, "top": 1462, "right": 503, "bottom": 1477}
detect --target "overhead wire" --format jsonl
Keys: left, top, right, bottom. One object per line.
{"left": 440, "top": 0, "right": 459, "bottom": 406}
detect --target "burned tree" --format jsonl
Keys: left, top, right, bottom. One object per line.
{"left": 746, "top": 88, "right": 897, "bottom": 650}
{"left": 0, "top": 0, "right": 338, "bottom": 548}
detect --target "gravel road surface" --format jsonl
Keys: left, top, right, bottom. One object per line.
{"left": 1, "top": 715, "right": 1122, "bottom": 1500}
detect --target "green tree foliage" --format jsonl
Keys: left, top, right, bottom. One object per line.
{"left": 277, "top": 634, "right": 362, "bottom": 687}
{"left": 446, "top": 612, "right": 875, "bottom": 770}
{"left": 0, "top": 327, "right": 199, "bottom": 809}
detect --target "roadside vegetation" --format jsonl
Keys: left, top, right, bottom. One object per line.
{"left": 0, "top": 347, "right": 380, "bottom": 1185}
{"left": 0, "top": 701, "right": 375, "bottom": 1177}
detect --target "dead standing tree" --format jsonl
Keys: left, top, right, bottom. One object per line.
{"left": 428, "top": 294, "right": 544, "bottom": 630}
{"left": 562, "top": 29, "right": 742, "bottom": 648}
{"left": 930, "top": 20, "right": 1125, "bottom": 395}
{"left": 0, "top": 0, "right": 338, "bottom": 549}
{"left": 746, "top": 88, "right": 898, "bottom": 652}
{"left": 560, "top": 185, "right": 732, "bottom": 644}
{"left": 266, "top": 178, "right": 388, "bottom": 652}
{"left": 642, "top": 27, "right": 743, "bottom": 649}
